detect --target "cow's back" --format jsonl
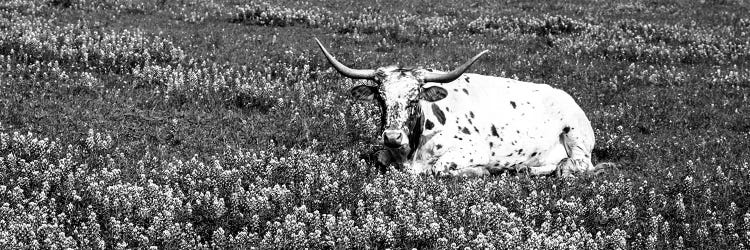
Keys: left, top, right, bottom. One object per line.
{"left": 412, "top": 73, "right": 593, "bottom": 172}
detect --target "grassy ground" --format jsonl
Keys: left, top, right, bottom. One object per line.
{"left": 1, "top": 0, "right": 750, "bottom": 248}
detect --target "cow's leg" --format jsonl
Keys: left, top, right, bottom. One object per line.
{"left": 557, "top": 127, "right": 595, "bottom": 177}
{"left": 449, "top": 167, "right": 490, "bottom": 177}
{"left": 516, "top": 141, "right": 568, "bottom": 176}
{"left": 520, "top": 164, "right": 558, "bottom": 176}
{"left": 430, "top": 150, "right": 492, "bottom": 177}
{"left": 556, "top": 158, "right": 594, "bottom": 177}
{"left": 403, "top": 159, "right": 434, "bottom": 175}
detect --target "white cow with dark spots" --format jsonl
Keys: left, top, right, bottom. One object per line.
{"left": 315, "top": 38, "right": 609, "bottom": 177}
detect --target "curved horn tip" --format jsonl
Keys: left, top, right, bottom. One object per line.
{"left": 313, "top": 37, "right": 330, "bottom": 55}
{"left": 474, "top": 50, "right": 490, "bottom": 59}
{"left": 422, "top": 49, "right": 489, "bottom": 83}
{"left": 313, "top": 37, "right": 323, "bottom": 47}
{"left": 313, "top": 37, "right": 376, "bottom": 80}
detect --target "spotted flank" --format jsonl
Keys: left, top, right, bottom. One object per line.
{"left": 315, "top": 38, "right": 599, "bottom": 177}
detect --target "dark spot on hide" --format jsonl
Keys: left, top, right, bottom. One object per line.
{"left": 531, "top": 152, "right": 537, "bottom": 157}
{"left": 432, "top": 104, "right": 446, "bottom": 125}
{"left": 563, "top": 126, "right": 571, "bottom": 133}
{"left": 462, "top": 88, "right": 469, "bottom": 94}
{"left": 462, "top": 127, "right": 471, "bottom": 134}
{"left": 507, "top": 153, "right": 513, "bottom": 157}
{"left": 436, "top": 144, "right": 442, "bottom": 149}
{"left": 469, "top": 111, "right": 475, "bottom": 118}
{"left": 510, "top": 101, "right": 516, "bottom": 109}
{"left": 491, "top": 125, "right": 499, "bottom": 137}
{"left": 425, "top": 119, "right": 434, "bottom": 130}
{"left": 489, "top": 142, "right": 494, "bottom": 147}
{"left": 465, "top": 77, "right": 470, "bottom": 82}
{"left": 449, "top": 162, "right": 458, "bottom": 170}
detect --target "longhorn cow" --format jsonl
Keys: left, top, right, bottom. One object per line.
{"left": 315, "top": 38, "right": 606, "bottom": 177}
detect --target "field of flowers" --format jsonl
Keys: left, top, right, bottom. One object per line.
{"left": 1, "top": 0, "right": 749, "bottom": 248}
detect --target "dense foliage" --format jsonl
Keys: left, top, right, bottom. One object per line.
{"left": 1, "top": 0, "right": 749, "bottom": 248}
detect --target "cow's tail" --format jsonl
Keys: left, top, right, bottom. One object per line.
{"left": 592, "top": 162, "right": 617, "bottom": 175}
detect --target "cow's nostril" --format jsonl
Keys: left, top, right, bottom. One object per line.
{"left": 383, "top": 131, "right": 403, "bottom": 148}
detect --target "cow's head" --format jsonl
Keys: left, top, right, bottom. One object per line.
{"left": 315, "top": 38, "right": 488, "bottom": 157}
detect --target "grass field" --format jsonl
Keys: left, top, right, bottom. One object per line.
{"left": 1, "top": 0, "right": 749, "bottom": 248}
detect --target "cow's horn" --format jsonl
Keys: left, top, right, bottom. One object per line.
{"left": 314, "top": 38, "right": 376, "bottom": 80}
{"left": 423, "top": 50, "right": 489, "bottom": 83}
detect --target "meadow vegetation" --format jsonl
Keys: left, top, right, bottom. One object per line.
{"left": 1, "top": 0, "right": 749, "bottom": 248}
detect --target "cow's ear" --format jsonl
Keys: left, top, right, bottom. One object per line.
{"left": 351, "top": 85, "right": 377, "bottom": 101}
{"left": 418, "top": 86, "right": 448, "bottom": 102}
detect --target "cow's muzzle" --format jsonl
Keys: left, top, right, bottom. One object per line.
{"left": 383, "top": 130, "right": 407, "bottom": 148}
